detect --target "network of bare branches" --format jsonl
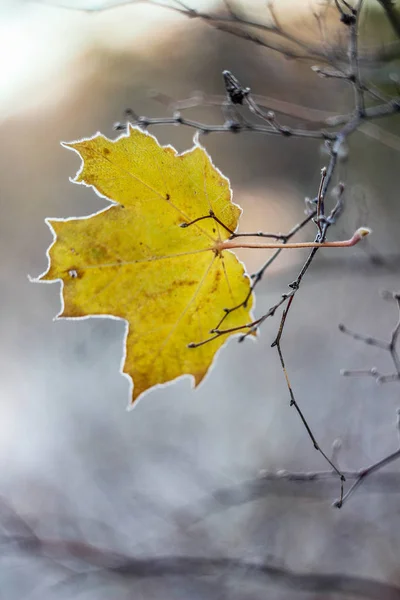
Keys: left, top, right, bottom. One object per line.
{"left": 36, "top": 0, "right": 400, "bottom": 64}
{"left": 3, "top": 3, "right": 400, "bottom": 598}
{"left": 113, "top": 0, "right": 400, "bottom": 508}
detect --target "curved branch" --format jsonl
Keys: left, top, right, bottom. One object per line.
{"left": 6, "top": 527, "right": 400, "bottom": 599}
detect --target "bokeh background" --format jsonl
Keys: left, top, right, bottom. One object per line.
{"left": 2, "top": 0, "right": 400, "bottom": 598}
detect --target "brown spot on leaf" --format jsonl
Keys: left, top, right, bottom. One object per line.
{"left": 103, "top": 148, "right": 110, "bottom": 155}
{"left": 174, "top": 279, "right": 197, "bottom": 288}
{"left": 166, "top": 193, "right": 170, "bottom": 201}
{"left": 210, "top": 270, "right": 221, "bottom": 294}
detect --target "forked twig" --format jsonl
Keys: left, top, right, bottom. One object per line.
{"left": 340, "top": 291, "right": 400, "bottom": 384}
{"left": 334, "top": 409, "right": 400, "bottom": 507}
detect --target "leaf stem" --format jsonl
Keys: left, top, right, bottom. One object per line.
{"left": 216, "top": 227, "right": 370, "bottom": 252}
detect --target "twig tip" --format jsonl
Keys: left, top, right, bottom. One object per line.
{"left": 356, "top": 227, "right": 371, "bottom": 239}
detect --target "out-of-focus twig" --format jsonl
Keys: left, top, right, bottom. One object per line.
{"left": 340, "top": 290, "right": 400, "bottom": 383}
{"left": 2, "top": 501, "right": 400, "bottom": 600}
{"left": 377, "top": 0, "right": 400, "bottom": 39}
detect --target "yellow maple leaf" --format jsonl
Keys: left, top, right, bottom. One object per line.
{"left": 38, "top": 127, "right": 254, "bottom": 403}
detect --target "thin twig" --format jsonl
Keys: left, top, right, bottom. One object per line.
{"left": 145, "top": 0, "right": 328, "bottom": 61}
{"left": 212, "top": 211, "right": 317, "bottom": 332}
{"left": 340, "top": 291, "right": 400, "bottom": 384}
{"left": 335, "top": 447, "right": 400, "bottom": 507}
{"left": 115, "top": 112, "right": 335, "bottom": 140}
{"left": 348, "top": 0, "right": 365, "bottom": 116}
{"left": 333, "top": 408, "right": 400, "bottom": 507}
{"left": 275, "top": 338, "right": 345, "bottom": 503}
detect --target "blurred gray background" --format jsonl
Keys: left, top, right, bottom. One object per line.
{"left": 1, "top": 0, "right": 400, "bottom": 598}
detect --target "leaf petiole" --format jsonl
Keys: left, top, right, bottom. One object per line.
{"left": 214, "top": 227, "right": 371, "bottom": 252}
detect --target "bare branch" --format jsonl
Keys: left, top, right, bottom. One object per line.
{"left": 2, "top": 501, "right": 400, "bottom": 600}
{"left": 340, "top": 290, "right": 400, "bottom": 384}
{"left": 377, "top": 0, "right": 400, "bottom": 39}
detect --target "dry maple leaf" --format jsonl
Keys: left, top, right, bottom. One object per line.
{"left": 38, "top": 127, "right": 254, "bottom": 403}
